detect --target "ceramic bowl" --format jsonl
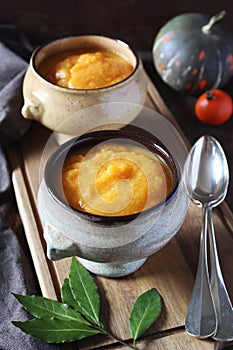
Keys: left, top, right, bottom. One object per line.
{"left": 21, "top": 35, "right": 147, "bottom": 133}
{"left": 37, "top": 127, "right": 188, "bottom": 277}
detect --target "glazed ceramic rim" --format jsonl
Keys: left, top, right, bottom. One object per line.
{"left": 44, "top": 127, "right": 180, "bottom": 223}
{"left": 31, "top": 34, "right": 140, "bottom": 93}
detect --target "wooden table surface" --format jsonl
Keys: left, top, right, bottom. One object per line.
{"left": 8, "top": 71, "right": 233, "bottom": 350}
{"left": 143, "top": 58, "right": 233, "bottom": 213}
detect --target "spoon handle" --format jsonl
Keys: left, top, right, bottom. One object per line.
{"left": 185, "top": 205, "right": 217, "bottom": 338}
{"left": 207, "top": 207, "right": 233, "bottom": 341}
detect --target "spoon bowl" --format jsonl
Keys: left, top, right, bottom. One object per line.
{"left": 184, "top": 135, "right": 229, "bottom": 207}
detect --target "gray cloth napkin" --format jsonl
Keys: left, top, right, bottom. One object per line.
{"left": 0, "top": 150, "right": 59, "bottom": 350}
{"left": 0, "top": 27, "right": 60, "bottom": 350}
{"left": 0, "top": 38, "right": 31, "bottom": 146}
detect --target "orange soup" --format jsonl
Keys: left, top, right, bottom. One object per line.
{"left": 62, "top": 142, "right": 173, "bottom": 216}
{"left": 38, "top": 49, "right": 133, "bottom": 89}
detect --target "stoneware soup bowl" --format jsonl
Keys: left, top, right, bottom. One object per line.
{"left": 38, "top": 128, "right": 188, "bottom": 277}
{"left": 21, "top": 35, "right": 147, "bottom": 133}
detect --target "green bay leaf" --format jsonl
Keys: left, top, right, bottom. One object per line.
{"left": 12, "top": 318, "right": 101, "bottom": 343}
{"left": 69, "top": 257, "right": 100, "bottom": 325}
{"left": 129, "top": 288, "right": 162, "bottom": 341}
{"left": 12, "top": 293, "right": 90, "bottom": 325}
{"left": 61, "top": 278, "right": 83, "bottom": 313}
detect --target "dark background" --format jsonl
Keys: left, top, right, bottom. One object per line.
{"left": 1, "top": 0, "right": 233, "bottom": 50}
{"left": 1, "top": 0, "right": 233, "bottom": 210}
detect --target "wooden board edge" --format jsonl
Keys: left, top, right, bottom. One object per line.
{"left": 145, "top": 71, "right": 190, "bottom": 149}
{"left": 7, "top": 146, "right": 58, "bottom": 300}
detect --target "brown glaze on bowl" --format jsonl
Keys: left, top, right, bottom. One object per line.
{"left": 45, "top": 128, "right": 179, "bottom": 222}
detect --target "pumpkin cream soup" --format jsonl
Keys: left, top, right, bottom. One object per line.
{"left": 62, "top": 143, "right": 173, "bottom": 216}
{"left": 38, "top": 50, "right": 133, "bottom": 89}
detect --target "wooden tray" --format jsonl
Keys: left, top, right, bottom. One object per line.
{"left": 8, "top": 72, "right": 233, "bottom": 349}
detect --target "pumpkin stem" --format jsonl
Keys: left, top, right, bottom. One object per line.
{"left": 202, "top": 10, "right": 226, "bottom": 34}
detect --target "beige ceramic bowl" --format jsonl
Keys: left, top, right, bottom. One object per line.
{"left": 21, "top": 35, "right": 147, "bottom": 133}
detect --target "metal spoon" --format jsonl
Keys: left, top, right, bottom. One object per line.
{"left": 205, "top": 137, "right": 233, "bottom": 341}
{"left": 183, "top": 135, "right": 217, "bottom": 338}
{"left": 184, "top": 135, "right": 233, "bottom": 340}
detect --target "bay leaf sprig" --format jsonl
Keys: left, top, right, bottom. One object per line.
{"left": 12, "top": 256, "right": 162, "bottom": 349}
{"left": 129, "top": 288, "right": 162, "bottom": 347}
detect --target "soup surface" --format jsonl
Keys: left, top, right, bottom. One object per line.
{"left": 38, "top": 49, "right": 133, "bottom": 89}
{"left": 62, "top": 142, "right": 173, "bottom": 216}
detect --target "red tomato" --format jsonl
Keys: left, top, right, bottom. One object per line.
{"left": 195, "top": 89, "right": 233, "bottom": 125}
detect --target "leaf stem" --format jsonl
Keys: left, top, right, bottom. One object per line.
{"left": 92, "top": 324, "right": 140, "bottom": 349}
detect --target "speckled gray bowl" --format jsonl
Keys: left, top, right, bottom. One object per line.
{"left": 38, "top": 128, "right": 188, "bottom": 277}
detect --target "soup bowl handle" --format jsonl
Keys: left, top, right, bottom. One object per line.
{"left": 21, "top": 95, "right": 44, "bottom": 121}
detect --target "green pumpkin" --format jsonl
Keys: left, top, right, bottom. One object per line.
{"left": 152, "top": 11, "right": 233, "bottom": 95}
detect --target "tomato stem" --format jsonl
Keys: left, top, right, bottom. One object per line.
{"left": 206, "top": 90, "right": 214, "bottom": 100}
{"left": 202, "top": 10, "right": 226, "bottom": 34}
